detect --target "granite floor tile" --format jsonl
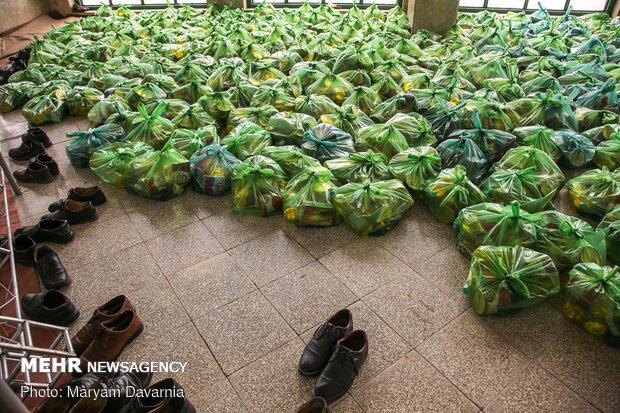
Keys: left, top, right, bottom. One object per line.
{"left": 229, "top": 338, "right": 314, "bottom": 413}
{"left": 261, "top": 261, "right": 357, "bottom": 334}
{"left": 351, "top": 351, "right": 478, "bottom": 413}
{"left": 202, "top": 210, "right": 285, "bottom": 250}
{"left": 169, "top": 252, "right": 256, "bottom": 319}
{"left": 332, "top": 395, "right": 365, "bottom": 413}
{"left": 0, "top": 110, "right": 27, "bottom": 126}
{"left": 195, "top": 290, "right": 297, "bottom": 375}
{"left": 417, "top": 309, "right": 529, "bottom": 408}
{"left": 182, "top": 189, "right": 230, "bottom": 220}
{"left": 0, "top": 120, "right": 28, "bottom": 143}
{"left": 40, "top": 121, "right": 80, "bottom": 144}
{"left": 192, "top": 379, "right": 248, "bottom": 413}
{"left": 484, "top": 363, "right": 598, "bottom": 413}
{"left": 284, "top": 223, "right": 360, "bottom": 259}
{"left": 380, "top": 205, "right": 455, "bottom": 268}
{"left": 120, "top": 323, "right": 225, "bottom": 395}
{"left": 145, "top": 220, "right": 224, "bottom": 276}
{"left": 53, "top": 213, "right": 142, "bottom": 270}
{"left": 228, "top": 229, "right": 314, "bottom": 287}
{"left": 363, "top": 273, "right": 464, "bottom": 348}
{"left": 319, "top": 239, "right": 413, "bottom": 298}
{"left": 537, "top": 324, "right": 620, "bottom": 412}
{"left": 410, "top": 244, "right": 472, "bottom": 311}
{"left": 125, "top": 194, "right": 200, "bottom": 241}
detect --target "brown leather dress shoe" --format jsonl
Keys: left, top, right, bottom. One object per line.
{"left": 72, "top": 295, "right": 135, "bottom": 356}
{"left": 78, "top": 309, "right": 143, "bottom": 372}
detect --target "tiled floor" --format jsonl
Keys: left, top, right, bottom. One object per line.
{"left": 2, "top": 112, "right": 620, "bottom": 413}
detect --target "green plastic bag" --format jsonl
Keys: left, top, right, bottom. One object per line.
{"left": 512, "top": 125, "right": 562, "bottom": 162}
{"left": 189, "top": 144, "right": 242, "bottom": 195}
{"left": 168, "top": 127, "right": 217, "bottom": 159}
{"left": 574, "top": 78, "right": 618, "bottom": 111}
{"left": 594, "top": 133, "right": 620, "bottom": 171}
{"left": 125, "top": 147, "right": 191, "bottom": 201}
{"left": 22, "top": 94, "right": 66, "bottom": 125}
{"left": 551, "top": 130, "right": 595, "bottom": 169}
{"left": 387, "top": 112, "right": 436, "bottom": 147}
{"left": 172, "top": 80, "right": 212, "bottom": 104}
{"left": 227, "top": 105, "right": 278, "bottom": 131}
{"left": 481, "top": 167, "right": 558, "bottom": 213}
{"left": 494, "top": 146, "right": 565, "bottom": 188}
{"left": 424, "top": 165, "right": 487, "bottom": 224}
{"left": 171, "top": 103, "right": 216, "bottom": 129}
{"left": 261, "top": 145, "right": 321, "bottom": 177}
{"left": 251, "top": 85, "right": 296, "bottom": 112}
{"left": 465, "top": 246, "right": 560, "bottom": 315}
{"left": 507, "top": 91, "right": 578, "bottom": 131}
{"left": 126, "top": 103, "right": 175, "bottom": 150}
{"left": 566, "top": 167, "right": 620, "bottom": 217}
{"left": 0, "top": 82, "right": 35, "bottom": 113}
{"left": 388, "top": 146, "right": 442, "bottom": 193}
{"left": 330, "top": 179, "right": 414, "bottom": 236}
{"left": 283, "top": 166, "right": 340, "bottom": 227}
{"left": 265, "top": 112, "right": 317, "bottom": 146}
{"left": 126, "top": 82, "right": 167, "bottom": 109}
{"left": 563, "top": 263, "right": 620, "bottom": 346}
{"left": 370, "top": 92, "right": 417, "bottom": 123}
{"left": 436, "top": 136, "right": 490, "bottom": 184}
{"left": 325, "top": 150, "right": 391, "bottom": 183}
{"left": 221, "top": 122, "right": 272, "bottom": 161}
{"left": 598, "top": 206, "right": 620, "bottom": 266}
{"left": 454, "top": 202, "right": 540, "bottom": 257}
{"left": 198, "top": 90, "right": 235, "bottom": 120}
{"left": 320, "top": 104, "right": 374, "bottom": 138}
{"left": 536, "top": 211, "right": 606, "bottom": 274}
{"left": 302, "top": 123, "right": 355, "bottom": 163}
{"left": 355, "top": 123, "right": 409, "bottom": 160}
{"left": 295, "top": 94, "right": 339, "bottom": 119}
{"left": 66, "top": 124, "right": 126, "bottom": 168}
{"left": 576, "top": 108, "right": 620, "bottom": 132}
{"left": 306, "top": 71, "right": 353, "bottom": 105}
{"left": 424, "top": 101, "right": 467, "bottom": 141}
{"left": 88, "top": 97, "right": 130, "bottom": 127}
{"left": 89, "top": 141, "right": 154, "bottom": 187}
{"left": 342, "top": 86, "right": 381, "bottom": 115}
{"left": 232, "top": 155, "right": 288, "bottom": 217}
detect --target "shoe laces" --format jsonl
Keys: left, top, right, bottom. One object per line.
{"left": 313, "top": 323, "right": 328, "bottom": 339}
{"left": 101, "top": 377, "right": 122, "bottom": 391}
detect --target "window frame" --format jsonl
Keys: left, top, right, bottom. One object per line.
{"left": 78, "top": 0, "right": 403, "bottom": 9}
{"left": 459, "top": 0, "right": 617, "bottom": 15}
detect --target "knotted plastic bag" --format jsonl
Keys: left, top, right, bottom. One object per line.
{"left": 66, "top": 124, "right": 126, "bottom": 168}
{"left": 436, "top": 135, "right": 490, "bottom": 184}
{"left": 265, "top": 112, "right": 317, "bottom": 146}
{"left": 169, "top": 127, "right": 218, "bottom": 159}
{"left": 126, "top": 82, "right": 167, "bottom": 110}
{"left": 465, "top": 246, "right": 560, "bottom": 315}
{"left": 330, "top": 179, "right": 414, "bottom": 236}
{"left": 387, "top": 112, "right": 436, "bottom": 147}
{"left": 566, "top": 167, "right": 620, "bottom": 217}
{"left": 0, "top": 81, "right": 35, "bottom": 113}
{"left": 89, "top": 141, "right": 153, "bottom": 187}
{"left": 507, "top": 91, "right": 578, "bottom": 131}
{"left": 320, "top": 104, "right": 374, "bottom": 138}
{"left": 283, "top": 166, "right": 340, "bottom": 227}
{"left": 355, "top": 123, "right": 409, "bottom": 160}
{"left": 598, "top": 206, "right": 620, "bottom": 266}
{"left": 302, "top": 123, "right": 355, "bottom": 163}
{"left": 325, "top": 150, "right": 391, "bottom": 184}
{"left": 512, "top": 125, "right": 562, "bottom": 162}
{"left": 189, "top": 144, "right": 241, "bottom": 195}
{"left": 481, "top": 167, "right": 558, "bottom": 213}
{"left": 22, "top": 93, "right": 67, "bottom": 125}
{"left": 126, "top": 103, "right": 175, "bottom": 150}
{"left": 232, "top": 155, "right": 288, "bottom": 217}
{"left": 594, "top": 133, "right": 620, "bottom": 171}
{"left": 494, "top": 146, "right": 565, "bottom": 188}
{"left": 389, "top": 146, "right": 442, "bottom": 193}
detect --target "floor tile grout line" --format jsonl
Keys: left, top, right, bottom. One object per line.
{"left": 536, "top": 362, "right": 605, "bottom": 413}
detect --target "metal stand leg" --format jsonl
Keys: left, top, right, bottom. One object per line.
{"left": 0, "top": 157, "right": 21, "bottom": 196}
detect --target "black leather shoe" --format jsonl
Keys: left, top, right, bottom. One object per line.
{"left": 13, "top": 161, "right": 55, "bottom": 184}
{"left": 8, "top": 140, "right": 46, "bottom": 161}
{"left": 49, "top": 186, "right": 107, "bottom": 212}
{"left": 69, "top": 371, "right": 153, "bottom": 413}
{"left": 297, "top": 397, "right": 330, "bottom": 413}
{"left": 34, "top": 244, "right": 71, "bottom": 289}
{"left": 34, "top": 373, "right": 103, "bottom": 413}
{"left": 35, "top": 153, "right": 60, "bottom": 176}
{"left": 15, "top": 219, "right": 74, "bottom": 243}
{"left": 314, "top": 330, "right": 369, "bottom": 402}
{"left": 13, "top": 234, "right": 36, "bottom": 266}
{"left": 119, "top": 378, "right": 196, "bottom": 413}
{"left": 42, "top": 200, "right": 97, "bottom": 225}
{"left": 21, "top": 290, "right": 79, "bottom": 326}
{"left": 22, "top": 127, "right": 53, "bottom": 148}
{"left": 299, "top": 309, "right": 353, "bottom": 376}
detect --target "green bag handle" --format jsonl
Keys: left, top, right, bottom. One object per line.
{"left": 349, "top": 150, "right": 386, "bottom": 165}
{"left": 471, "top": 108, "right": 482, "bottom": 130}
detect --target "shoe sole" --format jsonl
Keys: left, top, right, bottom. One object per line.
{"left": 14, "top": 175, "right": 55, "bottom": 184}
{"left": 298, "top": 365, "right": 324, "bottom": 377}
{"left": 40, "top": 272, "right": 72, "bottom": 290}
{"left": 26, "top": 309, "right": 80, "bottom": 327}
{"left": 67, "top": 214, "right": 98, "bottom": 225}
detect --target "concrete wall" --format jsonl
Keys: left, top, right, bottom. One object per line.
{"left": 613, "top": 0, "right": 619, "bottom": 17}
{"left": 408, "top": 0, "right": 459, "bottom": 34}
{"left": 0, "top": 0, "right": 57, "bottom": 34}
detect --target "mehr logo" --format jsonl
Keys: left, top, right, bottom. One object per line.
{"left": 21, "top": 358, "right": 188, "bottom": 374}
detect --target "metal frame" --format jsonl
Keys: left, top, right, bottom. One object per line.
{"left": 0, "top": 164, "right": 75, "bottom": 399}
{"left": 78, "top": 0, "right": 402, "bottom": 9}
{"left": 459, "top": 0, "right": 617, "bottom": 15}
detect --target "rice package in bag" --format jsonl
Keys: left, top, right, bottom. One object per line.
{"left": 465, "top": 246, "right": 560, "bottom": 315}
{"left": 22, "top": 94, "right": 67, "bottom": 125}
{"left": 566, "top": 167, "right": 620, "bottom": 217}
{"left": 436, "top": 136, "right": 490, "bottom": 184}
{"left": 89, "top": 141, "right": 154, "bottom": 187}
{"left": 283, "top": 166, "right": 340, "bottom": 227}
{"left": 481, "top": 167, "right": 558, "bottom": 213}
{"left": 388, "top": 146, "right": 442, "bottom": 193}
{"left": 494, "top": 146, "right": 565, "bottom": 187}
{"left": 261, "top": 146, "right": 320, "bottom": 178}
{"left": 302, "top": 123, "right": 355, "bottom": 163}
{"left": 221, "top": 122, "right": 272, "bottom": 161}
{"left": 386, "top": 112, "right": 437, "bottom": 147}
{"left": 66, "top": 86, "right": 104, "bottom": 117}
{"left": 126, "top": 103, "right": 175, "bottom": 150}
{"left": 65, "top": 124, "right": 126, "bottom": 168}
{"left": 424, "top": 165, "right": 487, "bottom": 224}
{"left": 355, "top": 123, "right": 409, "bottom": 160}
{"left": 232, "top": 155, "right": 288, "bottom": 217}
{"left": 536, "top": 211, "right": 606, "bottom": 274}
{"left": 512, "top": 125, "right": 562, "bottom": 162}
{"left": 125, "top": 146, "right": 190, "bottom": 201}
{"left": 594, "top": 133, "right": 620, "bottom": 171}
{"left": 0, "top": 81, "right": 35, "bottom": 113}
{"left": 550, "top": 130, "right": 596, "bottom": 169}
{"left": 325, "top": 150, "right": 391, "bottom": 183}
{"left": 598, "top": 206, "right": 620, "bottom": 266}
{"left": 563, "top": 263, "right": 620, "bottom": 347}
{"left": 168, "top": 127, "right": 217, "bottom": 159}
{"left": 454, "top": 201, "right": 540, "bottom": 257}
{"left": 189, "top": 144, "right": 242, "bottom": 195}
{"left": 330, "top": 179, "right": 414, "bottom": 236}
{"left": 265, "top": 112, "right": 317, "bottom": 146}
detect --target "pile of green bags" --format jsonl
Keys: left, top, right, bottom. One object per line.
{"left": 190, "top": 144, "right": 241, "bottom": 195}
{"left": 90, "top": 141, "right": 153, "bottom": 187}
{"left": 65, "top": 124, "right": 126, "bottom": 168}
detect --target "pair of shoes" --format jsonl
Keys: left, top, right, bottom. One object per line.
{"left": 15, "top": 219, "right": 74, "bottom": 244}
{"left": 9, "top": 127, "right": 53, "bottom": 161}
{"left": 43, "top": 186, "right": 106, "bottom": 224}
{"left": 119, "top": 379, "right": 196, "bottom": 413}
{"left": 21, "top": 290, "right": 78, "bottom": 326}
{"left": 13, "top": 154, "right": 60, "bottom": 184}
{"left": 297, "top": 397, "right": 330, "bottom": 413}
{"left": 72, "top": 295, "right": 144, "bottom": 373}
{"left": 0, "top": 48, "right": 30, "bottom": 85}
{"left": 298, "top": 309, "right": 369, "bottom": 402}
{"left": 34, "top": 371, "right": 152, "bottom": 413}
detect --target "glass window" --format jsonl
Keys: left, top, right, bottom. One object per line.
{"left": 459, "top": 0, "right": 611, "bottom": 11}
